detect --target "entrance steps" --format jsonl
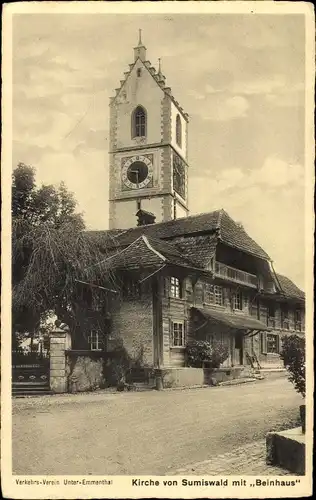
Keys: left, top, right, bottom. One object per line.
{"left": 12, "top": 381, "right": 51, "bottom": 397}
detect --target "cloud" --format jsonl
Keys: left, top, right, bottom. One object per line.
{"left": 204, "top": 95, "right": 249, "bottom": 121}
{"left": 251, "top": 157, "right": 304, "bottom": 188}
{"left": 230, "top": 75, "right": 287, "bottom": 96}
{"left": 189, "top": 156, "right": 305, "bottom": 288}
{"left": 201, "top": 156, "right": 304, "bottom": 191}
{"left": 265, "top": 89, "right": 305, "bottom": 108}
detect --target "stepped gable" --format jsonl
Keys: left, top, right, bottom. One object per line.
{"left": 276, "top": 274, "right": 305, "bottom": 301}
{"left": 110, "top": 34, "right": 188, "bottom": 120}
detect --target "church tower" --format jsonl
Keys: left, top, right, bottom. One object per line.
{"left": 108, "top": 31, "right": 189, "bottom": 229}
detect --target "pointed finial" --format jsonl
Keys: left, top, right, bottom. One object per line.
{"left": 134, "top": 29, "right": 146, "bottom": 61}
{"left": 158, "top": 58, "right": 162, "bottom": 74}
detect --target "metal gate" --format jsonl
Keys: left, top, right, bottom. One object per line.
{"left": 12, "top": 351, "right": 50, "bottom": 396}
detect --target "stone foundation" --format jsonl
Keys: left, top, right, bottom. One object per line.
{"left": 157, "top": 366, "right": 249, "bottom": 389}
{"left": 266, "top": 427, "right": 305, "bottom": 475}
{"left": 66, "top": 351, "right": 106, "bottom": 393}
{"left": 161, "top": 367, "right": 205, "bottom": 388}
{"left": 206, "top": 366, "right": 245, "bottom": 384}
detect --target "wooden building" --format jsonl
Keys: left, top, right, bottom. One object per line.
{"left": 84, "top": 209, "right": 305, "bottom": 387}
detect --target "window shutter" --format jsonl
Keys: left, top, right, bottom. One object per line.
{"left": 261, "top": 332, "right": 267, "bottom": 354}
{"left": 276, "top": 334, "right": 280, "bottom": 354}
{"left": 184, "top": 320, "right": 187, "bottom": 345}
{"left": 169, "top": 319, "right": 174, "bottom": 346}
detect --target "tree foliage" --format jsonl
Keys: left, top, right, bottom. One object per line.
{"left": 12, "top": 163, "right": 115, "bottom": 346}
{"left": 185, "top": 339, "right": 229, "bottom": 369}
{"left": 280, "top": 334, "right": 305, "bottom": 398}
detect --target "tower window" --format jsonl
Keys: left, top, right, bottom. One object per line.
{"left": 137, "top": 68, "right": 142, "bottom": 77}
{"left": 176, "top": 114, "right": 182, "bottom": 148}
{"left": 132, "top": 106, "right": 146, "bottom": 138}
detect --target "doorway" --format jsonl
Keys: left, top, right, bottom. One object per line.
{"left": 234, "top": 331, "right": 244, "bottom": 365}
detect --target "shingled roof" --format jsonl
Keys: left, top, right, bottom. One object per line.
{"left": 87, "top": 209, "right": 270, "bottom": 261}
{"left": 276, "top": 274, "right": 305, "bottom": 301}
{"left": 90, "top": 235, "right": 204, "bottom": 273}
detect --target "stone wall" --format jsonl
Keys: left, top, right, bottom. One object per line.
{"left": 110, "top": 292, "right": 154, "bottom": 366}
{"left": 66, "top": 352, "right": 106, "bottom": 393}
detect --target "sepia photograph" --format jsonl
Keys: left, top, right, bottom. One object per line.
{"left": 1, "top": 1, "right": 314, "bottom": 499}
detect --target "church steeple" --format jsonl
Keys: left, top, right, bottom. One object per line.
{"left": 109, "top": 36, "right": 189, "bottom": 229}
{"left": 134, "top": 29, "right": 146, "bottom": 62}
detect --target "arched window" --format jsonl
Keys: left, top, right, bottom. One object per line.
{"left": 176, "top": 114, "right": 182, "bottom": 148}
{"left": 137, "top": 68, "right": 142, "bottom": 77}
{"left": 132, "top": 106, "right": 146, "bottom": 138}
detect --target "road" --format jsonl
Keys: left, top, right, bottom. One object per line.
{"left": 12, "top": 375, "right": 301, "bottom": 475}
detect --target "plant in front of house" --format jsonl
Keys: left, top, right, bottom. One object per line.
{"left": 280, "top": 334, "right": 306, "bottom": 433}
{"left": 280, "top": 334, "right": 305, "bottom": 397}
{"left": 185, "top": 339, "right": 229, "bottom": 369}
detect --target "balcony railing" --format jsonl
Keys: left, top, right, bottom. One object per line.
{"left": 214, "top": 261, "right": 258, "bottom": 288}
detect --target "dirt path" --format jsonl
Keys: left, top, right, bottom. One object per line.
{"left": 12, "top": 376, "right": 301, "bottom": 475}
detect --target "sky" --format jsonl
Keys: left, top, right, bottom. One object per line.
{"left": 12, "top": 12, "right": 307, "bottom": 288}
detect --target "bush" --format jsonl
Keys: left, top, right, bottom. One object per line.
{"left": 280, "top": 334, "right": 305, "bottom": 398}
{"left": 185, "top": 339, "right": 229, "bottom": 369}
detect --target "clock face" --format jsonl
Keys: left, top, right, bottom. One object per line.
{"left": 121, "top": 155, "right": 153, "bottom": 189}
{"left": 173, "top": 153, "right": 186, "bottom": 199}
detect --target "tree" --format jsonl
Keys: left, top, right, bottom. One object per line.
{"left": 280, "top": 334, "right": 305, "bottom": 398}
{"left": 12, "top": 163, "right": 115, "bottom": 349}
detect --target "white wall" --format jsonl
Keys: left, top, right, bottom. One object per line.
{"left": 115, "top": 60, "right": 164, "bottom": 149}
{"left": 175, "top": 201, "right": 188, "bottom": 219}
{"left": 112, "top": 197, "right": 164, "bottom": 229}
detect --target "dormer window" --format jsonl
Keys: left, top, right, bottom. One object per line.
{"left": 176, "top": 114, "right": 182, "bottom": 148}
{"left": 137, "top": 68, "right": 142, "bottom": 77}
{"left": 132, "top": 106, "right": 146, "bottom": 138}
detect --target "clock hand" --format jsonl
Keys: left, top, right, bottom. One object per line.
{"left": 130, "top": 169, "right": 139, "bottom": 187}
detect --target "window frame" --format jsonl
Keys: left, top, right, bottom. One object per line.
{"left": 294, "top": 309, "right": 302, "bottom": 331}
{"left": 204, "top": 283, "right": 223, "bottom": 306}
{"left": 132, "top": 106, "right": 147, "bottom": 138}
{"left": 170, "top": 277, "right": 182, "bottom": 299}
{"left": 171, "top": 321, "right": 185, "bottom": 347}
{"left": 233, "top": 290, "right": 243, "bottom": 311}
{"left": 176, "top": 114, "right": 182, "bottom": 148}
{"left": 266, "top": 333, "right": 280, "bottom": 354}
{"left": 267, "top": 303, "right": 276, "bottom": 327}
{"left": 88, "top": 331, "right": 102, "bottom": 351}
